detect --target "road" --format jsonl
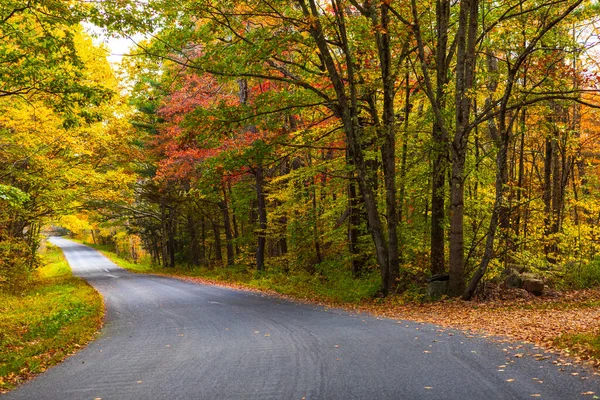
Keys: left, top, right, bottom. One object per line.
{"left": 4, "top": 237, "right": 600, "bottom": 399}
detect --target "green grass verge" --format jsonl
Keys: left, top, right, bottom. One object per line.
{"left": 83, "top": 242, "right": 380, "bottom": 304}
{"left": 0, "top": 243, "right": 103, "bottom": 392}
{"left": 554, "top": 331, "right": 600, "bottom": 363}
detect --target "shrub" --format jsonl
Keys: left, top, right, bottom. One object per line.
{"left": 0, "top": 237, "right": 36, "bottom": 293}
{"left": 559, "top": 259, "right": 600, "bottom": 289}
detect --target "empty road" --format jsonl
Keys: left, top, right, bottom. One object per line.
{"left": 5, "top": 237, "right": 600, "bottom": 399}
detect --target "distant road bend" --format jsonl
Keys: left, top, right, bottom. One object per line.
{"left": 5, "top": 237, "right": 600, "bottom": 399}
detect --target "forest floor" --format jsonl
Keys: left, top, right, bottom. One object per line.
{"left": 0, "top": 244, "right": 103, "bottom": 392}
{"left": 88, "top": 243, "right": 600, "bottom": 371}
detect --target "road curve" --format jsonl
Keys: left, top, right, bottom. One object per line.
{"left": 4, "top": 237, "right": 599, "bottom": 399}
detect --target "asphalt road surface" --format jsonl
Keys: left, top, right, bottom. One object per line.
{"left": 5, "top": 237, "right": 600, "bottom": 399}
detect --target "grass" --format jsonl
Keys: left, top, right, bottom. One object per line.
{"left": 554, "top": 331, "right": 600, "bottom": 363}
{"left": 83, "top": 242, "right": 381, "bottom": 304}
{"left": 0, "top": 243, "right": 103, "bottom": 392}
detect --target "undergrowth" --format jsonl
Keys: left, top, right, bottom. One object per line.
{"left": 0, "top": 243, "right": 103, "bottom": 392}
{"left": 85, "top": 241, "right": 381, "bottom": 304}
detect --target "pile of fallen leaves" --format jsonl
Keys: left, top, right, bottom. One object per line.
{"left": 362, "top": 285, "right": 600, "bottom": 367}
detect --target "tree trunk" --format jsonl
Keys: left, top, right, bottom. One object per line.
{"left": 430, "top": 0, "right": 450, "bottom": 277}
{"left": 348, "top": 180, "right": 364, "bottom": 276}
{"left": 255, "top": 166, "right": 267, "bottom": 271}
{"left": 212, "top": 216, "right": 223, "bottom": 263}
{"left": 220, "top": 185, "right": 235, "bottom": 266}
{"left": 228, "top": 183, "right": 241, "bottom": 256}
{"left": 543, "top": 135, "right": 555, "bottom": 261}
{"left": 448, "top": 0, "right": 478, "bottom": 296}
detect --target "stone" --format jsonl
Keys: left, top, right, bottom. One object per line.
{"left": 506, "top": 263, "right": 528, "bottom": 273}
{"left": 523, "top": 279, "right": 544, "bottom": 296}
{"left": 504, "top": 272, "right": 523, "bottom": 289}
{"left": 428, "top": 280, "right": 448, "bottom": 300}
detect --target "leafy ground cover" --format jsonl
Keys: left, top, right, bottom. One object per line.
{"left": 0, "top": 244, "right": 103, "bottom": 392}
{"left": 91, "top": 242, "right": 600, "bottom": 370}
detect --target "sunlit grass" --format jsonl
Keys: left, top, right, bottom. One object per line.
{"left": 0, "top": 244, "right": 103, "bottom": 392}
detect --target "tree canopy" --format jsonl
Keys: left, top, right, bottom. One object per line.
{"left": 3, "top": 0, "right": 600, "bottom": 300}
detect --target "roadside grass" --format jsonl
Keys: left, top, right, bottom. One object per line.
{"left": 554, "top": 331, "right": 600, "bottom": 364}
{"left": 84, "top": 242, "right": 380, "bottom": 304}
{"left": 0, "top": 243, "right": 103, "bottom": 392}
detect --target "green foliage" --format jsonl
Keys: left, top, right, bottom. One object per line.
{"left": 559, "top": 260, "right": 600, "bottom": 289}
{"left": 0, "top": 2, "right": 113, "bottom": 112}
{"left": 0, "top": 244, "right": 103, "bottom": 391}
{"left": 0, "top": 238, "right": 35, "bottom": 293}
{"left": 554, "top": 331, "right": 600, "bottom": 362}
{"left": 0, "top": 185, "right": 29, "bottom": 208}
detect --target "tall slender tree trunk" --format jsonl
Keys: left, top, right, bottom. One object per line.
{"left": 398, "top": 71, "right": 412, "bottom": 265}
{"left": 448, "top": 0, "right": 478, "bottom": 296}
{"left": 430, "top": 0, "right": 450, "bottom": 277}
{"left": 543, "top": 134, "right": 555, "bottom": 261}
{"left": 228, "top": 183, "right": 241, "bottom": 256}
{"left": 255, "top": 166, "right": 267, "bottom": 272}
{"left": 348, "top": 179, "right": 364, "bottom": 276}
{"left": 220, "top": 184, "right": 235, "bottom": 266}
{"left": 212, "top": 216, "right": 223, "bottom": 264}
{"left": 219, "top": 196, "right": 235, "bottom": 266}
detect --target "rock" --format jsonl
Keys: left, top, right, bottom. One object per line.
{"left": 428, "top": 280, "right": 448, "bottom": 300}
{"left": 504, "top": 272, "right": 523, "bottom": 289}
{"left": 523, "top": 279, "right": 544, "bottom": 296}
{"left": 506, "top": 263, "right": 528, "bottom": 273}
{"left": 521, "top": 272, "right": 538, "bottom": 281}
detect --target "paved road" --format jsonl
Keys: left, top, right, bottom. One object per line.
{"left": 5, "top": 237, "right": 600, "bottom": 399}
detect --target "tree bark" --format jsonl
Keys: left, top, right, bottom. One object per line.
{"left": 212, "top": 215, "right": 223, "bottom": 263}
{"left": 430, "top": 0, "right": 450, "bottom": 277}
{"left": 255, "top": 166, "right": 267, "bottom": 271}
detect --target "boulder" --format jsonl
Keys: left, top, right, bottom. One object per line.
{"left": 428, "top": 280, "right": 448, "bottom": 300}
{"left": 504, "top": 272, "right": 523, "bottom": 289}
{"left": 523, "top": 279, "right": 544, "bottom": 296}
{"left": 506, "top": 263, "right": 528, "bottom": 273}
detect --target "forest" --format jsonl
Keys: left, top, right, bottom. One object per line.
{"left": 3, "top": 0, "right": 600, "bottom": 303}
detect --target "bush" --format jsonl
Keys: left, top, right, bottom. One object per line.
{"left": 0, "top": 238, "right": 36, "bottom": 293}
{"left": 560, "top": 259, "right": 600, "bottom": 289}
